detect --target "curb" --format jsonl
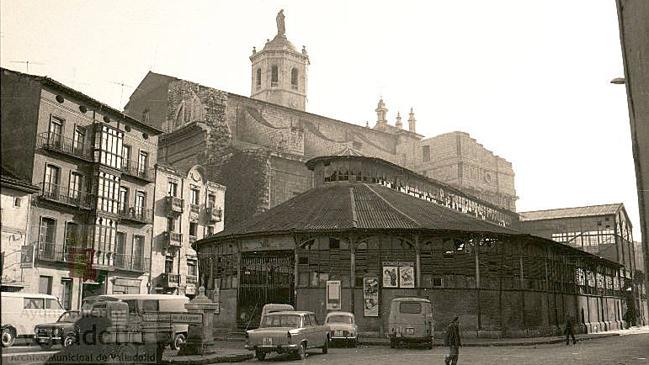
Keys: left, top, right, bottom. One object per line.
{"left": 162, "top": 353, "right": 253, "bottom": 365}
{"left": 358, "top": 332, "right": 620, "bottom": 347}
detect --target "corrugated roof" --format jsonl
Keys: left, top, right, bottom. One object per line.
{"left": 519, "top": 204, "right": 622, "bottom": 221}
{"left": 208, "top": 182, "right": 517, "bottom": 241}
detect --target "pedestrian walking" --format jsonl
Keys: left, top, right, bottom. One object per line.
{"left": 564, "top": 316, "right": 576, "bottom": 345}
{"left": 444, "top": 316, "right": 461, "bottom": 365}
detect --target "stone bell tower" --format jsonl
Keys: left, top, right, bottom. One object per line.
{"left": 250, "top": 9, "right": 310, "bottom": 111}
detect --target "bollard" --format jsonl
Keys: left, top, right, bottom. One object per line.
{"left": 178, "top": 286, "right": 219, "bottom": 356}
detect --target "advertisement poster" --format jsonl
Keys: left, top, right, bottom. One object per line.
{"left": 20, "top": 244, "right": 34, "bottom": 268}
{"left": 399, "top": 262, "right": 415, "bottom": 288}
{"left": 382, "top": 264, "right": 398, "bottom": 288}
{"left": 326, "top": 280, "right": 341, "bottom": 310}
{"left": 363, "top": 276, "right": 379, "bottom": 317}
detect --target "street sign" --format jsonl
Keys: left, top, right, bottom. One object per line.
{"left": 142, "top": 312, "right": 203, "bottom": 324}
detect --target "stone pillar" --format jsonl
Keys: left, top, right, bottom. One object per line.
{"left": 178, "top": 286, "right": 219, "bottom": 356}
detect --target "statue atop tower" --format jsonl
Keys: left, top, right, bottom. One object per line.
{"left": 250, "top": 10, "right": 310, "bottom": 111}
{"left": 276, "top": 9, "right": 286, "bottom": 36}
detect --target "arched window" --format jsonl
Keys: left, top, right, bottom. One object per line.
{"left": 256, "top": 68, "right": 261, "bottom": 89}
{"left": 271, "top": 65, "right": 279, "bottom": 87}
{"left": 291, "top": 68, "right": 298, "bottom": 90}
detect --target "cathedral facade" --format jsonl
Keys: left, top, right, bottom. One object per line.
{"left": 124, "top": 11, "right": 517, "bottom": 229}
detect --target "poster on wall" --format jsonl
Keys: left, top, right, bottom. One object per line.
{"left": 382, "top": 263, "right": 398, "bottom": 288}
{"left": 399, "top": 262, "right": 415, "bottom": 288}
{"left": 20, "top": 245, "right": 34, "bottom": 268}
{"left": 326, "top": 280, "right": 341, "bottom": 310}
{"left": 363, "top": 276, "right": 379, "bottom": 317}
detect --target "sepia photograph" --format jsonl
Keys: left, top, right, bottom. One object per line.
{"left": 1, "top": 1, "right": 648, "bottom": 364}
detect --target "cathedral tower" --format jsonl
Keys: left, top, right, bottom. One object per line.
{"left": 250, "top": 10, "right": 310, "bottom": 111}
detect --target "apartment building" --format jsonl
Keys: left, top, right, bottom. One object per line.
{"left": 152, "top": 164, "right": 225, "bottom": 298}
{"left": 1, "top": 68, "right": 162, "bottom": 308}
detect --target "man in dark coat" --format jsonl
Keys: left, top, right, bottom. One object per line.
{"left": 564, "top": 316, "right": 577, "bottom": 345}
{"left": 444, "top": 316, "right": 461, "bottom": 365}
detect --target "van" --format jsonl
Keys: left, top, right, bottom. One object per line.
{"left": 387, "top": 297, "right": 433, "bottom": 349}
{"left": 259, "top": 303, "right": 294, "bottom": 327}
{"left": 82, "top": 294, "right": 189, "bottom": 350}
{"left": 1, "top": 292, "right": 65, "bottom": 347}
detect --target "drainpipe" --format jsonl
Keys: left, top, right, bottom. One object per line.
{"left": 148, "top": 166, "right": 158, "bottom": 294}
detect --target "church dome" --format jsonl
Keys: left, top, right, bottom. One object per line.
{"left": 263, "top": 34, "right": 298, "bottom": 52}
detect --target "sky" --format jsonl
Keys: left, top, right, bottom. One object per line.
{"left": 0, "top": 1, "right": 640, "bottom": 239}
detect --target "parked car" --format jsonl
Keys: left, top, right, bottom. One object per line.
{"left": 259, "top": 303, "right": 294, "bottom": 327}
{"left": 387, "top": 297, "right": 434, "bottom": 349}
{"left": 1, "top": 292, "right": 66, "bottom": 347}
{"left": 33, "top": 310, "right": 81, "bottom": 349}
{"left": 245, "top": 311, "right": 330, "bottom": 360}
{"left": 325, "top": 311, "right": 358, "bottom": 347}
{"left": 82, "top": 293, "right": 189, "bottom": 350}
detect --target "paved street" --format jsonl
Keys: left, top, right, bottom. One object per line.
{"left": 2, "top": 331, "right": 648, "bottom": 365}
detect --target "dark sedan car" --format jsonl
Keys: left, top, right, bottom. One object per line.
{"left": 34, "top": 311, "right": 80, "bottom": 349}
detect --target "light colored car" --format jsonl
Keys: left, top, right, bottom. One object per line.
{"left": 245, "top": 311, "right": 330, "bottom": 360}
{"left": 1, "top": 292, "right": 65, "bottom": 347}
{"left": 387, "top": 297, "right": 434, "bottom": 349}
{"left": 325, "top": 311, "right": 358, "bottom": 347}
{"left": 259, "top": 303, "right": 294, "bottom": 327}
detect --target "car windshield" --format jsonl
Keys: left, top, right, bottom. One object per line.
{"left": 261, "top": 314, "right": 301, "bottom": 328}
{"left": 326, "top": 315, "right": 353, "bottom": 324}
{"left": 58, "top": 311, "right": 81, "bottom": 323}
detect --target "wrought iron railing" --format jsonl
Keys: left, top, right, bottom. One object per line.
{"left": 159, "top": 273, "right": 181, "bottom": 288}
{"left": 118, "top": 206, "right": 152, "bottom": 224}
{"left": 164, "top": 231, "right": 183, "bottom": 247}
{"left": 37, "top": 132, "right": 92, "bottom": 161}
{"left": 36, "top": 241, "right": 88, "bottom": 263}
{"left": 206, "top": 206, "right": 223, "bottom": 222}
{"left": 39, "top": 183, "right": 93, "bottom": 209}
{"left": 186, "top": 275, "right": 198, "bottom": 285}
{"left": 165, "top": 196, "right": 184, "bottom": 215}
{"left": 121, "top": 160, "right": 154, "bottom": 181}
{"left": 113, "top": 253, "right": 150, "bottom": 272}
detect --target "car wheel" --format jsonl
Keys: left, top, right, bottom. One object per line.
{"left": 322, "top": 338, "right": 328, "bottom": 354}
{"left": 389, "top": 338, "right": 395, "bottom": 349}
{"left": 296, "top": 342, "right": 306, "bottom": 360}
{"left": 171, "top": 333, "right": 186, "bottom": 350}
{"left": 39, "top": 341, "right": 53, "bottom": 350}
{"left": 255, "top": 350, "right": 266, "bottom": 361}
{"left": 1, "top": 327, "right": 16, "bottom": 348}
{"left": 63, "top": 334, "right": 76, "bottom": 348}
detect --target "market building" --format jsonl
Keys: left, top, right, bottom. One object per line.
{"left": 196, "top": 155, "right": 628, "bottom": 337}
{"left": 1, "top": 67, "right": 163, "bottom": 306}
{"left": 520, "top": 204, "right": 646, "bottom": 325}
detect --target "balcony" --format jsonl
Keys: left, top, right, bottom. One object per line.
{"left": 114, "top": 253, "right": 150, "bottom": 272}
{"left": 39, "top": 183, "right": 93, "bottom": 210}
{"left": 118, "top": 206, "right": 152, "bottom": 224}
{"left": 206, "top": 206, "right": 223, "bottom": 222}
{"left": 37, "top": 132, "right": 92, "bottom": 161}
{"left": 186, "top": 275, "right": 198, "bottom": 285}
{"left": 165, "top": 196, "right": 184, "bottom": 215}
{"left": 189, "top": 235, "right": 197, "bottom": 245}
{"left": 36, "top": 242, "right": 77, "bottom": 263}
{"left": 189, "top": 204, "right": 200, "bottom": 222}
{"left": 164, "top": 231, "right": 183, "bottom": 248}
{"left": 121, "top": 160, "right": 154, "bottom": 182}
{"left": 159, "top": 273, "right": 181, "bottom": 288}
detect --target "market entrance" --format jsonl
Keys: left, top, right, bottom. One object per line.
{"left": 237, "top": 250, "right": 294, "bottom": 329}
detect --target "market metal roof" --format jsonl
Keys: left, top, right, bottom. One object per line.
{"left": 519, "top": 203, "right": 623, "bottom": 221}
{"left": 207, "top": 182, "right": 519, "bottom": 240}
